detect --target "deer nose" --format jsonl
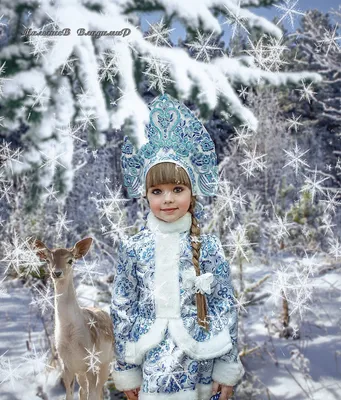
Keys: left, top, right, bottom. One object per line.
{"left": 52, "top": 271, "right": 62, "bottom": 278}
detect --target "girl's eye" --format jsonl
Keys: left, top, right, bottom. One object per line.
{"left": 151, "top": 186, "right": 184, "bottom": 194}
{"left": 68, "top": 260, "right": 73, "bottom": 265}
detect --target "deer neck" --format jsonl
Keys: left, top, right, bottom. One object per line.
{"left": 53, "top": 276, "right": 82, "bottom": 323}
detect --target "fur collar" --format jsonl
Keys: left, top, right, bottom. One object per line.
{"left": 146, "top": 211, "right": 192, "bottom": 234}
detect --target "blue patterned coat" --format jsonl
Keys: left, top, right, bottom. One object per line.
{"left": 110, "top": 211, "right": 245, "bottom": 399}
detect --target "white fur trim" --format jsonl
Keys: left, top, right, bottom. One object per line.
{"left": 147, "top": 211, "right": 191, "bottom": 234}
{"left": 154, "top": 231, "right": 181, "bottom": 318}
{"left": 212, "top": 359, "right": 245, "bottom": 386}
{"left": 125, "top": 227, "right": 232, "bottom": 364}
{"left": 125, "top": 317, "right": 232, "bottom": 364}
{"left": 138, "top": 383, "right": 213, "bottom": 399}
{"left": 112, "top": 366, "right": 143, "bottom": 391}
{"left": 126, "top": 318, "right": 168, "bottom": 364}
{"left": 168, "top": 319, "right": 232, "bottom": 360}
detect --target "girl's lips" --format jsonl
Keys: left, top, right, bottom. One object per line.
{"left": 161, "top": 208, "right": 178, "bottom": 212}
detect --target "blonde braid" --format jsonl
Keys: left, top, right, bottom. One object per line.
{"left": 188, "top": 197, "right": 209, "bottom": 332}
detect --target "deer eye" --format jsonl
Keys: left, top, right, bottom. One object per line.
{"left": 68, "top": 259, "right": 73, "bottom": 265}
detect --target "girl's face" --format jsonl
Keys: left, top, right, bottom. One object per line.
{"left": 146, "top": 183, "right": 192, "bottom": 223}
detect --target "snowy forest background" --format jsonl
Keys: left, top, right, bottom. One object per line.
{"left": 0, "top": 0, "right": 341, "bottom": 399}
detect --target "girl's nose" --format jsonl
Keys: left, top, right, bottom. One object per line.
{"left": 164, "top": 191, "right": 174, "bottom": 201}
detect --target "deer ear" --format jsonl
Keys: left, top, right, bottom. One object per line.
{"left": 72, "top": 237, "right": 93, "bottom": 259}
{"left": 29, "top": 238, "right": 50, "bottom": 261}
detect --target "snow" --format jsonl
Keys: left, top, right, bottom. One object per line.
{"left": 0, "top": 257, "right": 115, "bottom": 399}
{"left": 0, "top": 253, "right": 340, "bottom": 399}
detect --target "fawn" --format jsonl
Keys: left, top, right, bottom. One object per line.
{"left": 32, "top": 237, "right": 114, "bottom": 400}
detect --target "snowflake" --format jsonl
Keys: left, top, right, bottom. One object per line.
{"left": 232, "top": 292, "right": 251, "bottom": 314}
{"left": 223, "top": 224, "right": 255, "bottom": 263}
{"left": 141, "top": 56, "right": 175, "bottom": 93}
{"left": 319, "top": 190, "right": 341, "bottom": 215}
{"left": 30, "top": 283, "right": 60, "bottom": 315}
{"left": 42, "top": 184, "right": 59, "bottom": 202}
{"left": 237, "top": 85, "right": 248, "bottom": 99}
{"left": 327, "top": 237, "right": 341, "bottom": 259}
{"left": 268, "top": 210, "right": 295, "bottom": 243}
{"left": 296, "top": 80, "right": 317, "bottom": 103}
{"left": 300, "top": 166, "right": 329, "bottom": 203}
{"left": 19, "top": 343, "right": 53, "bottom": 376}
{"left": 76, "top": 87, "right": 93, "bottom": 104}
{"left": 97, "top": 50, "right": 119, "bottom": 84}
{"left": 26, "top": 86, "right": 50, "bottom": 116}
{"left": 76, "top": 107, "right": 98, "bottom": 130}
{"left": 150, "top": 341, "right": 188, "bottom": 392}
{"left": 24, "top": 22, "right": 56, "bottom": 60}
{"left": 110, "top": 86, "right": 138, "bottom": 107}
{"left": 73, "top": 258, "right": 103, "bottom": 287}
{"left": 38, "top": 148, "right": 67, "bottom": 172}
{"left": 222, "top": 0, "right": 250, "bottom": 39}
{"left": 282, "top": 141, "right": 310, "bottom": 176}
{"left": 54, "top": 211, "right": 73, "bottom": 239}
{"left": 0, "top": 140, "right": 24, "bottom": 175}
{"left": 268, "top": 262, "right": 315, "bottom": 320}
{"left": 274, "top": 0, "right": 305, "bottom": 30}
{"left": 245, "top": 35, "right": 289, "bottom": 72}
{"left": 286, "top": 113, "right": 303, "bottom": 133}
{"left": 214, "top": 179, "right": 247, "bottom": 219}
{"left": 56, "top": 123, "right": 86, "bottom": 143}
{"left": 317, "top": 23, "right": 341, "bottom": 56}
{"left": 184, "top": 30, "right": 223, "bottom": 62}
{"left": 84, "top": 344, "right": 102, "bottom": 375}
{"left": 95, "top": 184, "right": 128, "bottom": 221}
{"left": 0, "top": 181, "right": 13, "bottom": 204}
{"left": 239, "top": 144, "right": 267, "bottom": 179}
{"left": 88, "top": 318, "right": 97, "bottom": 329}
{"left": 0, "top": 233, "right": 44, "bottom": 277}
{"left": 144, "top": 17, "right": 174, "bottom": 47}
{"left": 0, "top": 352, "right": 23, "bottom": 390}
{"left": 320, "top": 212, "right": 336, "bottom": 236}
{"left": 230, "top": 125, "right": 253, "bottom": 148}
{"left": 60, "top": 56, "right": 78, "bottom": 75}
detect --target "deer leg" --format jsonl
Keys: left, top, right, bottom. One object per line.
{"left": 86, "top": 370, "right": 102, "bottom": 400}
{"left": 62, "top": 367, "right": 75, "bottom": 400}
{"left": 76, "top": 373, "right": 88, "bottom": 400}
{"left": 97, "top": 362, "right": 110, "bottom": 400}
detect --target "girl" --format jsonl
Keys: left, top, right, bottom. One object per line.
{"left": 110, "top": 94, "right": 245, "bottom": 400}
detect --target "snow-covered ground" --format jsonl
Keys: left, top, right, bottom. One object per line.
{"left": 0, "top": 254, "right": 340, "bottom": 399}
{"left": 239, "top": 254, "right": 341, "bottom": 399}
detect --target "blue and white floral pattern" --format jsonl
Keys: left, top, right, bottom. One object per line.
{"left": 110, "top": 213, "right": 245, "bottom": 398}
{"left": 121, "top": 93, "right": 219, "bottom": 199}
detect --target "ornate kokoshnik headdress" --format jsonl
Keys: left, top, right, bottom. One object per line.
{"left": 121, "top": 93, "right": 219, "bottom": 200}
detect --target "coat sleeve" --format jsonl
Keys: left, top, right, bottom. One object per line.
{"left": 110, "top": 239, "right": 143, "bottom": 391}
{"left": 207, "top": 234, "right": 245, "bottom": 387}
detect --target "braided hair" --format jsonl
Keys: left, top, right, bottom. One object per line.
{"left": 145, "top": 162, "right": 209, "bottom": 331}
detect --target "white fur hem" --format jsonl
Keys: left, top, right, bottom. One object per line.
{"left": 126, "top": 318, "right": 168, "bottom": 364}
{"left": 138, "top": 383, "right": 213, "bottom": 399}
{"left": 125, "top": 318, "right": 233, "bottom": 364}
{"left": 168, "top": 319, "right": 232, "bottom": 360}
{"left": 212, "top": 359, "right": 245, "bottom": 386}
{"left": 112, "top": 366, "right": 143, "bottom": 391}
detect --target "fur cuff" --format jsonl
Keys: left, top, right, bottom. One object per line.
{"left": 112, "top": 366, "right": 143, "bottom": 391}
{"left": 139, "top": 384, "right": 213, "bottom": 399}
{"left": 212, "top": 359, "right": 245, "bottom": 386}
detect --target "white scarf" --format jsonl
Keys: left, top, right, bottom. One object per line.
{"left": 146, "top": 211, "right": 214, "bottom": 296}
